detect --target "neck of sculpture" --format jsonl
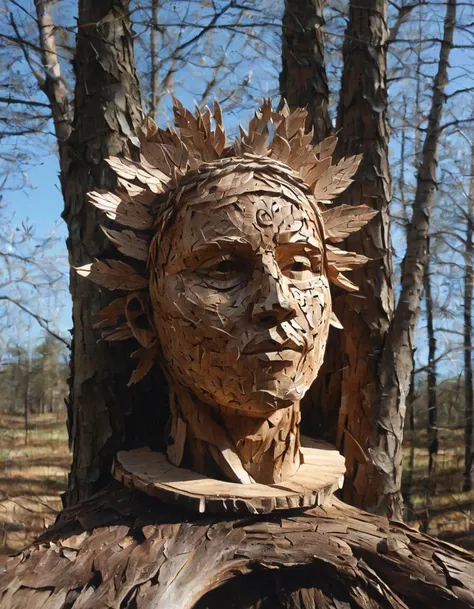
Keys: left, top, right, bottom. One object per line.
{"left": 166, "top": 381, "right": 301, "bottom": 484}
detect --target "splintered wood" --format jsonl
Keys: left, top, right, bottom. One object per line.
{"left": 77, "top": 97, "right": 376, "bottom": 494}
{"left": 113, "top": 437, "right": 345, "bottom": 513}
{"left": 1, "top": 485, "right": 473, "bottom": 609}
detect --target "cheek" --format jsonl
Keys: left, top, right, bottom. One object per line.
{"left": 297, "top": 284, "right": 331, "bottom": 337}
{"left": 154, "top": 274, "right": 248, "bottom": 342}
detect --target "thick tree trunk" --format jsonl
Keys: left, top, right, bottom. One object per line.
{"left": 464, "top": 145, "right": 474, "bottom": 492}
{"left": 333, "top": 0, "right": 396, "bottom": 516}
{"left": 280, "top": 0, "right": 331, "bottom": 142}
{"left": 2, "top": 485, "right": 473, "bottom": 609}
{"left": 61, "top": 0, "right": 163, "bottom": 507}
{"left": 424, "top": 240, "right": 438, "bottom": 477}
{"left": 375, "top": 0, "right": 456, "bottom": 518}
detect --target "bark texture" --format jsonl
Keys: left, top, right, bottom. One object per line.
{"left": 1, "top": 485, "right": 473, "bottom": 609}
{"left": 62, "top": 0, "right": 164, "bottom": 507}
{"left": 34, "top": 0, "right": 73, "bottom": 177}
{"left": 375, "top": 0, "right": 456, "bottom": 516}
{"left": 424, "top": 240, "right": 438, "bottom": 477}
{"left": 464, "top": 145, "right": 474, "bottom": 491}
{"left": 333, "top": 0, "right": 395, "bottom": 516}
{"left": 280, "top": 0, "right": 331, "bottom": 142}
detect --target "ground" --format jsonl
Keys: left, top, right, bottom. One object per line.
{"left": 0, "top": 413, "right": 473, "bottom": 554}
{"left": 403, "top": 427, "right": 474, "bottom": 548}
{"left": 0, "top": 412, "right": 70, "bottom": 554}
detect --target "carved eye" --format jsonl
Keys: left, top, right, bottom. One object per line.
{"left": 289, "top": 259, "right": 311, "bottom": 272}
{"left": 199, "top": 255, "right": 248, "bottom": 285}
{"left": 281, "top": 254, "right": 321, "bottom": 280}
{"left": 214, "top": 259, "right": 240, "bottom": 275}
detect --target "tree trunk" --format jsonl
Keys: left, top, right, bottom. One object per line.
{"left": 2, "top": 485, "right": 474, "bottom": 609}
{"left": 375, "top": 0, "right": 456, "bottom": 517}
{"left": 34, "top": 0, "right": 73, "bottom": 169}
{"left": 464, "top": 144, "right": 474, "bottom": 492}
{"left": 61, "top": 0, "right": 164, "bottom": 507}
{"left": 280, "top": 0, "right": 331, "bottom": 142}
{"left": 149, "top": 0, "right": 159, "bottom": 118}
{"left": 424, "top": 239, "right": 438, "bottom": 478}
{"left": 333, "top": 0, "right": 396, "bottom": 516}
{"left": 403, "top": 366, "right": 416, "bottom": 519}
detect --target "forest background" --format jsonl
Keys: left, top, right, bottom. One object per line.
{"left": 0, "top": 0, "right": 474, "bottom": 552}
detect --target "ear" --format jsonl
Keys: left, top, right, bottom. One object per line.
{"left": 125, "top": 292, "right": 157, "bottom": 348}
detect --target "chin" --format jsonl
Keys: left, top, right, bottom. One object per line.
{"left": 219, "top": 384, "right": 307, "bottom": 417}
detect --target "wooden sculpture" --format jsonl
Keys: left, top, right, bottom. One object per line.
{"left": 1, "top": 99, "right": 473, "bottom": 609}
{"left": 76, "top": 99, "right": 375, "bottom": 510}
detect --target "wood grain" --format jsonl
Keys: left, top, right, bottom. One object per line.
{"left": 113, "top": 437, "right": 345, "bottom": 514}
{"left": 77, "top": 98, "right": 376, "bottom": 487}
{"left": 1, "top": 484, "right": 473, "bottom": 609}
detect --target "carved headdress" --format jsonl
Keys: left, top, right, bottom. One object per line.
{"left": 78, "top": 98, "right": 376, "bottom": 385}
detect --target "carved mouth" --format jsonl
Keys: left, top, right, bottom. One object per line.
{"left": 242, "top": 338, "right": 304, "bottom": 355}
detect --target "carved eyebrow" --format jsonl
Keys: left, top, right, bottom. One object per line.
{"left": 276, "top": 238, "right": 323, "bottom": 253}
{"left": 165, "top": 240, "right": 253, "bottom": 274}
{"left": 192, "top": 238, "right": 253, "bottom": 252}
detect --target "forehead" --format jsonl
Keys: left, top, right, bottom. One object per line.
{"left": 169, "top": 192, "right": 323, "bottom": 257}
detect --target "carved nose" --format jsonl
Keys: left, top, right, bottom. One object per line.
{"left": 251, "top": 255, "right": 298, "bottom": 327}
{"left": 251, "top": 296, "right": 297, "bottom": 328}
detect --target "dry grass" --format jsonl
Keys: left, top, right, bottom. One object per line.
{"left": 403, "top": 428, "right": 474, "bottom": 547}
{"left": 0, "top": 412, "right": 71, "bottom": 554}
{"left": 1, "top": 413, "right": 473, "bottom": 553}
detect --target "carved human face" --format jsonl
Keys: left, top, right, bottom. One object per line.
{"left": 150, "top": 176, "right": 331, "bottom": 416}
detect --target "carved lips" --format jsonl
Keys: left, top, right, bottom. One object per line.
{"left": 241, "top": 335, "right": 304, "bottom": 355}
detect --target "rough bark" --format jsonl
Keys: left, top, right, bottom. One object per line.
{"left": 464, "top": 145, "right": 474, "bottom": 492}
{"left": 333, "top": 0, "right": 395, "bottom": 516}
{"left": 280, "top": 0, "right": 331, "bottom": 142}
{"left": 424, "top": 240, "right": 438, "bottom": 478}
{"left": 61, "top": 0, "right": 164, "bottom": 507}
{"left": 376, "top": 0, "right": 456, "bottom": 517}
{"left": 403, "top": 367, "right": 416, "bottom": 519}
{"left": 1, "top": 485, "right": 473, "bottom": 609}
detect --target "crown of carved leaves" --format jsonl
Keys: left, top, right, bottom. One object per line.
{"left": 77, "top": 97, "right": 377, "bottom": 384}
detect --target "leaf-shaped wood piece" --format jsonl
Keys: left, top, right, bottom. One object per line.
{"left": 286, "top": 107, "right": 308, "bottom": 140}
{"left": 117, "top": 178, "right": 156, "bottom": 207}
{"left": 321, "top": 205, "right": 378, "bottom": 242}
{"left": 88, "top": 190, "right": 153, "bottom": 231}
{"left": 312, "top": 154, "right": 362, "bottom": 203}
{"left": 76, "top": 260, "right": 148, "bottom": 290}
{"left": 313, "top": 135, "right": 337, "bottom": 160}
{"left": 270, "top": 134, "right": 291, "bottom": 163}
{"left": 102, "top": 323, "right": 134, "bottom": 342}
{"left": 329, "top": 311, "right": 343, "bottom": 329}
{"left": 327, "top": 245, "right": 370, "bottom": 270}
{"left": 101, "top": 227, "right": 149, "bottom": 262}
{"left": 93, "top": 297, "right": 127, "bottom": 329}
{"left": 128, "top": 348, "right": 158, "bottom": 385}
{"left": 301, "top": 155, "right": 331, "bottom": 186}
{"left": 327, "top": 264, "right": 359, "bottom": 292}
{"left": 125, "top": 292, "right": 156, "bottom": 349}
{"left": 106, "top": 157, "right": 167, "bottom": 194}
